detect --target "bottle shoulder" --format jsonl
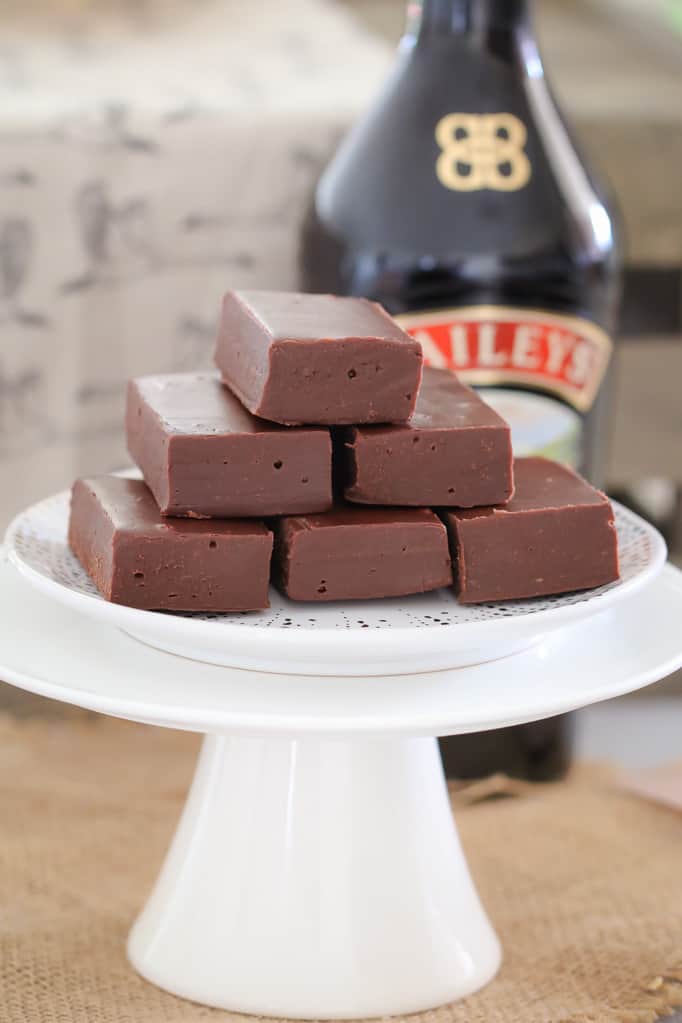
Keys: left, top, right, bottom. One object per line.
{"left": 300, "top": 199, "right": 620, "bottom": 327}
{"left": 315, "top": 43, "right": 618, "bottom": 265}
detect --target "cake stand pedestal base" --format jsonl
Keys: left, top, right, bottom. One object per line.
{"left": 128, "top": 733, "right": 501, "bottom": 1019}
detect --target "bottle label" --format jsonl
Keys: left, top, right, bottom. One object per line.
{"left": 394, "top": 305, "right": 612, "bottom": 413}
{"left": 434, "top": 114, "right": 532, "bottom": 192}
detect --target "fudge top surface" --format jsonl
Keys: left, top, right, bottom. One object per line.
{"left": 74, "top": 476, "right": 270, "bottom": 538}
{"left": 350, "top": 367, "right": 510, "bottom": 433}
{"left": 280, "top": 506, "right": 444, "bottom": 533}
{"left": 131, "top": 372, "right": 325, "bottom": 437}
{"left": 412, "top": 368, "right": 509, "bottom": 430}
{"left": 227, "top": 290, "right": 418, "bottom": 345}
{"left": 452, "top": 457, "right": 610, "bottom": 519}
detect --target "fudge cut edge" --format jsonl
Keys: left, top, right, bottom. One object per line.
{"left": 126, "top": 378, "right": 172, "bottom": 513}
{"left": 127, "top": 374, "right": 333, "bottom": 518}
{"left": 341, "top": 368, "right": 514, "bottom": 506}
{"left": 216, "top": 291, "right": 423, "bottom": 426}
{"left": 112, "top": 523, "right": 273, "bottom": 611}
{"left": 166, "top": 429, "right": 333, "bottom": 518}
{"left": 68, "top": 478, "right": 117, "bottom": 599}
{"left": 446, "top": 500, "right": 619, "bottom": 604}
{"left": 215, "top": 291, "right": 279, "bottom": 418}
{"left": 69, "top": 476, "right": 274, "bottom": 612}
{"left": 273, "top": 512, "right": 452, "bottom": 601}
{"left": 260, "top": 337, "right": 422, "bottom": 426}
{"left": 343, "top": 421, "right": 514, "bottom": 507}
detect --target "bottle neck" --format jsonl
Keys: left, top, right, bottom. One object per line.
{"left": 406, "top": 0, "right": 531, "bottom": 42}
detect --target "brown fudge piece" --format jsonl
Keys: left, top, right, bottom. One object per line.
{"left": 442, "top": 457, "right": 620, "bottom": 604}
{"left": 68, "top": 476, "right": 273, "bottom": 611}
{"left": 343, "top": 367, "right": 513, "bottom": 507}
{"left": 215, "top": 290, "right": 423, "bottom": 425}
{"left": 272, "top": 506, "right": 452, "bottom": 601}
{"left": 126, "top": 372, "right": 332, "bottom": 517}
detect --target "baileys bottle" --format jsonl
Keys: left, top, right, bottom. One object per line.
{"left": 300, "top": 0, "right": 621, "bottom": 780}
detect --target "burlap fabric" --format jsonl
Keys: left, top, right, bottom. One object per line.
{"left": 0, "top": 711, "right": 681, "bottom": 1023}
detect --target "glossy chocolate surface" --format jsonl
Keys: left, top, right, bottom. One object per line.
{"left": 127, "top": 372, "right": 332, "bottom": 517}
{"left": 215, "top": 290, "right": 422, "bottom": 426}
{"left": 443, "top": 457, "right": 619, "bottom": 604}
{"left": 68, "top": 476, "right": 273, "bottom": 611}
{"left": 344, "top": 367, "right": 513, "bottom": 507}
{"left": 272, "top": 505, "right": 452, "bottom": 601}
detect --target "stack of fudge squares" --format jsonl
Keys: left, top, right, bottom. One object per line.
{"left": 69, "top": 290, "right": 620, "bottom": 613}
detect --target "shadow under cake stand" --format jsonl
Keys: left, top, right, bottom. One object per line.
{"left": 2, "top": 493, "right": 681, "bottom": 1019}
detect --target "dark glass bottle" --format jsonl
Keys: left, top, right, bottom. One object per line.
{"left": 300, "top": 0, "right": 621, "bottom": 780}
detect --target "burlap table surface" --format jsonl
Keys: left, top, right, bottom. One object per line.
{"left": 1, "top": 711, "right": 681, "bottom": 1023}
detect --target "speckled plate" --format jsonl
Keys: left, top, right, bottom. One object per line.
{"left": 5, "top": 484, "right": 667, "bottom": 675}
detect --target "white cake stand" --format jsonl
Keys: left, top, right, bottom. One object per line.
{"left": 2, "top": 494, "right": 681, "bottom": 1019}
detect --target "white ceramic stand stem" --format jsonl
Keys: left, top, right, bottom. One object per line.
{"left": 128, "top": 733, "right": 501, "bottom": 1018}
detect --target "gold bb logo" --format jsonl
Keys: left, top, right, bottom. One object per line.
{"left": 434, "top": 113, "right": 532, "bottom": 192}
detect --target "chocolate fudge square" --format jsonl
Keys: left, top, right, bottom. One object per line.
{"left": 443, "top": 457, "right": 619, "bottom": 604}
{"left": 344, "top": 367, "right": 513, "bottom": 507}
{"left": 69, "top": 476, "right": 273, "bottom": 611}
{"left": 127, "top": 372, "right": 332, "bottom": 518}
{"left": 215, "top": 290, "right": 423, "bottom": 426}
{"left": 272, "top": 505, "right": 452, "bottom": 602}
